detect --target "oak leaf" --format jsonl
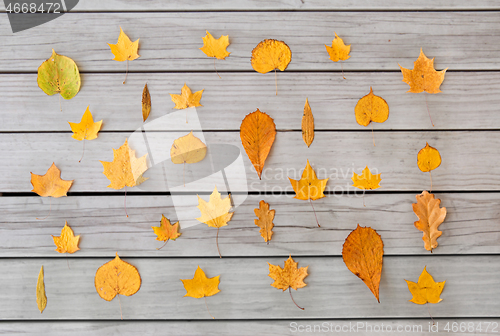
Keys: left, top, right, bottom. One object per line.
{"left": 352, "top": 166, "right": 381, "bottom": 190}
{"left": 52, "top": 221, "right": 80, "bottom": 254}
{"left": 181, "top": 266, "right": 221, "bottom": 299}
{"left": 325, "top": 32, "right": 351, "bottom": 62}
{"left": 108, "top": 27, "right": 140, "bottom": 62}
{"left": 152, "top": 214, "right": 181, "bottom": 246}
{"left": 417, "top": 142, "right": 441, "bottom": 172}
{"left": 254, "top": 200, "right": 275, "bottom": 243}
{"left": 95, "top": 253, "right": 141, "bottom": 302}
{"left": 268, "top": 255, "right": 308, "bottom": 310}
{"left": 412, "top": 191, "right": 447, "bottom": 252}
{"left": 142, "top": 83, "right": 151, "bottom": 122}
{"left": 37, "top": 49, "right": 81, "bottom": 100}
{"left": 354, "top": 87, "right": 389, "bottom": 127}
{"left": 36, "top": 265, "right": 47, "bottom": 313}
{"left": 251, "top": 39, "right": 291, "bottom": 74}
{"left": 68, "top": 106, "right": 103, "bottom": 141}
{"left": 171, "top": 131, "right": 207, "bottom": 164}
{"left": 302, "top": 98, "right": 314, "bottom": 147}
{"left": 200, "top": 31, "right": 230, "bottom": 60}
{"left": 342, "top": 224, "right": 384, "bottom": 302}
{"left": 240, "top": 109, "right": 276, "bottom": 179}
{"left": 399, "top": 49, "right": 447, "bottom": 94}
{"left": 170, "top": 83, "right": 204, "bottom": 109}
{"left": 100, "top": 139, "right": 148, "bottom": 189}
{"left": 31, "top": 163, "right": 73, "bottom": 198}
{"left": 405, "top": 266, "right": 445, "bottom": 304}
{"left": 289, "top": 160, "right": 328, "bottom": 201}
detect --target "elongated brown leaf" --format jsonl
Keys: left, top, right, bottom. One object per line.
{"left": 301, "top": 98, "right": 314, "bottom": 147}
{"left": 254, "top": 200, "right": 275, "bottom": 242}
{"left": 142, "top": 83, "right": 151, "bottom": 122}
{"left": 412, "top": 191, "right": 447, "bottom": 251}
{"left": 240, "top": 109, "right": 276, "bottom": 179}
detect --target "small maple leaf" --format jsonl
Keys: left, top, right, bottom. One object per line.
{"left": 325, "top": 32, "right": 351, "bottom": 62}
{"left": 52, "top": 221, "right": 80, "bottom": 254}
{"left": 354, "top": 87, "right": 389, "bottom": 127}
{"left": 37, "top": 49, "right": 81, "bottom": 100}
{"left": 181, "top": 266, "right": 221, "bottom": 299}
{"left": 170, "top": 83, "right": 204, "bottom": 109}
{"left": 36, "top": 266, "right": 47, "bottom": 313}
{"left": 108, "top": 27, "right": 140, "bottom": 62}
{"left": 171, "top": 131, "right": 207, "bottom": 164}
{"left": 412, "top": 191, "right": 447, "bottom": 252}
{"left": 254, "top": 200, "right": 275, "bottom": 243}
{"left": 152, "top": 215, "right": 181, "bottom": 250}
{"left": 142, "top": 83, "right": 151, "bottom": 122}
{"left": 68, "top": 106, "right": 103, "bottom": 141}
{"left": 268, "top": 255, "right": 308, "bottom": 310}
{"left": 31, "top": 163, "right": 73, "bottom": 197}
{"left": 302, "top": 98, "right": 314, "bottom": 148}
{"left": 289, "top": 160, "right": 328, "bottom": 201}
{"left": 399, "top": 49, "right": 448, "bottom": 94}
{"left": 405, "top": 266, "right": 445, "bottom": 304}
{"left": 352, "top": 166, "right": 381, "bottom": 190}
{"left": 200, "top": 31, "right": 230, "bottom": 60}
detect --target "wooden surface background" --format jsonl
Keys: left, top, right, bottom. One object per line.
{"left": 1, "top": 1, "right": 500, "bottom": 335}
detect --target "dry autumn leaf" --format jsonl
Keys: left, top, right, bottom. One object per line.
{"left": 68, "top": 106, "right": 103, "bottom": 141}
{"left": 52, "top": 221, "right": 80, "bottom": 254}
{"left": 417, "top": 142, "right": 441, "bottom": 191}
{"left": 142, "top": 83, "right": 151, "bottom": 122}
{"left": 405, "top": 266, "right": 445, "bottom": 304}
{"left": 36, "top": 265, "right": 47, "bottom": 313}
{"left": 354, "top": 87, "right": 389, "bottom": 146}
{"left": 37, "top": 49, "right": 81, "bottom": 101}
{"left": 251, "top": 39, "right": 291, "bottom": 94}
{"left": 254, "top": 200, "right": 275, "bottom": 243}
{"left": 196, "top": 186, "right": 234, "bottom": 257}
{"left": 325, "top": 32, "right": 350, "bottom": 79}
{"left": 268, "top": 255, "right": 308, "bottom": 310}
{"left": 352, "top": 166, "right": 381, "bottom": 190}
{"left": 342, "top": 224, "right": 384, "bottom": 302}
{"left": 302, "top": 98, "right": 314, "bottom": 147}
{"left": 152, "top": 214, "right": 181, "bottom": 250}
{"left": 95, "top": 253, "right": 141, "bottom": 319}
{"left": 181, "top": 266, "right": 220, "bottom": 319}
{"left": 171, "top": 131, "right": 207, "bottom": 164}
{"left": 170, "top": 83, "right": 204, "bottom": 110}
{"left": 200, "top": 30, "right": 230, "bottom": 60}
{"left": 399, "top": 49, "right": 447, "bottom": 94}
{"left": 31, "top": 163, "right": 73, "bottom": 198}
{"left": 412, "top": 191, "right": 447, "bottom": 252}
{"left": 108, "top": 27, "right": 140, "bottom": 84}
{"left": 240, "top": 109, "right": 276, "bottom": 179}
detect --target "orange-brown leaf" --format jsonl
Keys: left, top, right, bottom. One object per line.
{"left": 301, "top": 98, "right": 314, "bottom": 147}
{"left": 268, "top": 255, "right": 308, "bottom": 291}
{"left": 142, "top": 83, "right": 151, "bottom": 122}
{"left": 254, "top": 200, "right": 275, "bottom": 243}
{"left": 412, "top": 191, "right": 447, "bottom": 251}
{"left": 399, "top": 49, "right": 447, "bottom": 94}
{"left": 152, "top": 215, "right": 181, "bottom": 242}
{"left": 30, "top": 163, "right": 73, "bottom": 198}
{"left": 342, "top": 224, "right": 384, "bottom": 302}
{"left": 289, "top": 160, "right": 328, "bottom": 201}
{"left": 240, "top": 109, "right": 276, "bottom": 179}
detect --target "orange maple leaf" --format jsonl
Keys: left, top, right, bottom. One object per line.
{"left": 268, "top": 255, "right": 308, "bottom": 310}
{"left": 31, "top": 163, "right": 73, "bottom": 197}
{"left": 152, "top": 215, "right": 181, "bottom": 250}
{"left": 399, "top": 49, "right": 447, "bottom": 94}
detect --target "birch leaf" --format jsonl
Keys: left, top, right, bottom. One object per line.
{"left": 417, "top": 142, "right": 441, "bottom": 172}
{"left": 354, "top": 87, "right": 389, "bottom": 127}
{"left": 37, "top": 49, "right": 81, "bottom": 100}
{"left": 95, "top": 253, "right": 141, "bottom": 302}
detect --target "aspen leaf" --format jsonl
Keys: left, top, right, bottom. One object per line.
{"left": 354, "top": 87, "right": 389, "bottom": 127}
{"left": 95, "top": 253, "right": 141, "bottom": 302}
{"left": 289, "top": 160, "right": 328, "bottom": 201}
{"left": 352, "top": 166, "right": 381, "bottom": 190}
{"left": 142, "top": 83, "right": 151, "bottom": 122}
{"left": 240, "top": 109, "right": 276, "bottom": 179}
{"left": 181, "top": 266, "right": 220, "bottom": 299}
{"left": 254, "top": 200, "right": 275, "bottom": 243}
{"left": 152, "top": 214, "right": 181, "bottom": 249}
{"left": 68, "top": 106, "right": 103, "bottom": 141}
{"left": 268, "top": 255, "right": 308, "bottom": 310}
{"left": 405, "top": 266, "right": 445, "bottom": 304}
{"left": 342, "top": 224, "right": 384, "bottom": 302}
{"left": 52, "top": 221, "right": 80, "bottom": 254}
{"left": 100, "top": 139, "right": 149, "bottom": 189}
{"left": 301, "top": 98, "right": 314, "bottom": 147}
{"left": 108, "top": 27, "right": 140, "bottom": 62}
{"left": 399, "top": 49, "right": 447, "bottom": 94}
{"left": 36, "top": 266, "right": 47, "bottom": 313}
{"left": 417, "top": 142, "right": 441, "bottom": 172}
{"left": 412, "top": 191, "right": 447, "bottom": 252}
{"left": 251, "top": 39, "right": 291, "bottom": 74}
{"left": 31, "top": 163, "right": 73, "bottom": 198}
{"left": 170, "top": 83, "right": 204, "bottom": 109}
{"left": 171, "top": 131, "right": 207, "bottom": 164}
{"left": 200, "top": 30, "right": 230, "bottom": 60}
{"left": 325, "top": 32, "right": 351, "bottom": 62}
{"left": 37, "top": 49, "right": 81, "bottom": 100}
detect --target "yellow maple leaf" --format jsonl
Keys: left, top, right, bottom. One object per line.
{"left": 108, "top": 27, "right": 140, "bottom": 62}
{"left": 354, "top": 87, "right": 389, "bottom": 127}
{"left": 254, "top": 200, "right": 275, "bottom": 243}
{"left": 36, "top": 265, "right": 47, "bottom": 313}
{"left": 405, "top": 266, "right": 445, "bottom": 304}
{"left": 30, "top": 163, "right": 73, "bottom": 198}
{"left": 412, "top": 191, "right": 447, "bottom": 252}
{"left": 181, "top": 266, "right": 221, "bottom": 299}
{"left": 268, "top": 255, "right": 308, "bottom": 310}
{"left": 68, "top": 106, "right": 103, "bottom": 141}
{"left": 289, "top": 160, "right": 328, "bottom": 201}
{"left": 171, "top": 131, "right": 207, "bottom": 164}
{"left": 100, "top": 139, "right": 149, "bottom": 189}
{"left": 170, "top": 83, "right": 204, "bottom": 109}
{"left": 52, "top": 221, "right": 80, "bottom": 254}
{"left": 200, "top": 31, "right": 230, "bottom": 60}
{"left": 325, "top": 32, "right": 351, "bottom": 62}
{"left": 399, "top": 49, "right": 447, "bottom": 94}
{"left": 352, "top": 166, "right": 381, "bottom": 190}
{"left": 152, "top": 214, "right": 181, "bottom": 250}
{"left": 196, "top": 186, "right": 233, "bottom": 228}
{"left": 417, "top": 142, "right": 441, "bottom": 172}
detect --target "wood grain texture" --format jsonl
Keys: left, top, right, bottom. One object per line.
{"left": 1, "top": 12, "right": 499, "bottom": 72}
{"left": 4, "top": 72, "right": 500, "bottom": 132}
{"left": 0, "top": 256, "right": 498, "bottom": 320}
{"left": 1, "top": 193, "right": 499, "bottom": 257}
{"left": 2, "top": 131, "right": 499, "bottom": 193}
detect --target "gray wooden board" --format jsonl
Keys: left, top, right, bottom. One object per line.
{"left": 2, "top": 319, "right": 500, "bottom": 335}
{"left": 0, "top": 193, "right": 499, "bottom": 257}
{"left": 3, "top": 72, "right": 500, "bottom": 132}
{"left": 0, "top": 256, "right": 498, "bottom": 320}
{"left": 1, "top": 12, "right": 500, "bottom": 72}
{"left": 2, "top": 131, "right": 499, "bottom": 193}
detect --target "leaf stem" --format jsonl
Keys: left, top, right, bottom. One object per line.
{"left": 309, "top": 198, "right": 320, "bottom": 227}
{"left": 36, "top": 197, "right": 51, "bottom": 220}
{"left": 371, "top": 123, "right": 375, "bottom": 147}
{"left": 124, "top": 185, "right": 128, "bottom": 218}
{"left": 424, "top": 92, "right": 434, "bottom": 127}
{"left": 79, "top": 129, "right": 87, "bottom": 163}
{"left": 274, "top": 68, "right": 277, "bottom": 95}
{"left": 156, "top": 239, "right": 169, "bottom": 251}
{"left": 427, "top": 302, "right": 435, "bottom": 325}
{"left": 123, "top": 60, "right": 128, "bottom": 84}
{"left": 216, "top": 227, "right": 222, "bottom": 258}
{"left": 214, "top": 58, "right": 221, "bottom": 79}
{"left": 66, "top": 252, "right": 70, "bottom": 269}
{"left": 289, "top": 287, "right": 305, "bottom": 310}
{"left": 340, "top": 61, "right": 346, "bottom": 80}
{"left": 118, "top": 294, "right": 123, "bottom": 320}
{"left": 429, "top": 171, "right": 432, "bottom": 193}
{"left": 205, "top": 296, "right": 215, "bottom": 319}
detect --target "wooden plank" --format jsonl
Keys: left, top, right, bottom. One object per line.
{"left": 0, "top": 256, "right": 498, "bottom": 319}
{"left": 3, "top": 72, "right": 500, "bottom": 132}
{"left": 1, "top": 193, "right": 499, "bottom": 257}
{"left": 2, "top": 131, "right": 499, "bottom": 192}
{"left": 2, "top": 319, "right": 500, "bottom": 335}
{"left": 1, "top": 12, "right": 499, "bottom": 72}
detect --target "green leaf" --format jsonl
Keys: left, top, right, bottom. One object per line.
{"left": 37, "top": 49, "right": 81, "bottom": 100}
